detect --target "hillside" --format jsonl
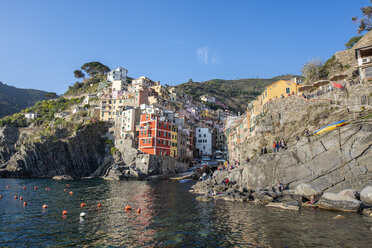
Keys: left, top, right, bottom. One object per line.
{"left": 0, "top": 82, "right": 48, "bottom": 118}
{"left": 174, "top": 75, "right": 301, "bottom": 113}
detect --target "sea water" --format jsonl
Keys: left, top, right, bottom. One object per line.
{"left": 0, "top": 178, "right": 371, "bottom": 247}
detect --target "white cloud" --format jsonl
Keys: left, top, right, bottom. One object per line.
{"left": 196, "top": 46, "right": 220, "bottom": 65}
{"left": 197, "top": 47, "right": 209, "bottom": 64}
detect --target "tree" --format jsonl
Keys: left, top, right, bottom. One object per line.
{"left": 45, "top": 92, "right": 57, "bottom": 99}
{"left": 81, "top": 62, "right": 110, "bottom": 77}
{"left": 345, "top": 35, "right": 363, "bottom": 49}
{"left": 73, "top": 70, "right": 85, "bottom": 80}
{"left": 352, "top": 0, "right": 372, "bottom": 34}
{"left": 301, "top": 58, "right": 324, "bottom": 84}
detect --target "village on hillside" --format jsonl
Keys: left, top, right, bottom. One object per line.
{"left": 18, "top": 31, "right": 372, "bottom": 171}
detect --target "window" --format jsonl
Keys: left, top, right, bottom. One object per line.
{"left": 143, "top": 139, "right": 147, "bottom": 144}
{"left": 286, "top": 87, "right": 290, "bottom": 94}
{"left": 204, "top": 134, "right": 206, "bottom": 137}
{"left": 198, "top": 140, "right": 202, "bottom": 143}
{"left": 164, "top": 123, "right": 166, "bottom": 128}
{"left": 158, "top": 131, "right": 161, "bottom": 136}
{"left": 144, "top": 130, "right": 147, "bottom": 135}
{"left": 101, "top": 113, "right": 104, "bottom": 117}
{"left": 158, "top": 122, "right": 161, "bottom": 127}
{"left": 158, "top": 140, "right": 161, "bottom": 144}
{"left": 146, "top": 115, "right": 149, "bottom": 119}
{"left": 199, "top": 134, "right": 201, "bottom": 137}
{"left": 141, "top": 131, "right": 143, "bottom": 135}
{"left": 366, "top": 66, "right": 372, "bottom": 78}
{"left": 148, "top": 138, "right": 151, "bottom": 143}
{"left": 203, "top": 146, "right": 205, "bottom": 149}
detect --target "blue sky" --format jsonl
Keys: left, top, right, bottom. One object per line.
{"left": 0, "top": 0, "right": 368, "bottom": 94}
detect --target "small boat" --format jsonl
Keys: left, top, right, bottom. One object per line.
{"left": 313, "top": 120, "right": 346, "bottom": 135}
{"left": 179, "top": 179, "right": 192, "bottom": 183}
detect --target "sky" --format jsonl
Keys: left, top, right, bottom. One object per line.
{"left": 0, "top": 0, "right": 369, "bottom": 94}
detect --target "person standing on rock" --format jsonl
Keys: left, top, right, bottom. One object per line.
{"left": 273, "top": 141, "right": 276, "bottom": 152}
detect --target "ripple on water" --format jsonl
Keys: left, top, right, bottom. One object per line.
{"left": 1, "top": 178, "right": 372, "bottom": 247}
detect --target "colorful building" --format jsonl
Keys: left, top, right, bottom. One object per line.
{"left": 138, "top": 114, "right": 172, "bottom": 156}
{"left": 171, "top": 125, "right": 178, "bottom": 158}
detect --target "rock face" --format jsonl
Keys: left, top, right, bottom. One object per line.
{"left": 317, "top": 192, "right": 361, "bottom": 212}
{"left": 0, "top": 123, "right": 108, "bottom": 178}
{"left": 0, "top": 123, "right": 188, "bottom": 179}
{"left": 224, "top": 122, "right": 372, "bottom": 193}
{"left": 294, "top": 183, "right": 322, "bottom": 201}
{"left": 360, "top": 186, "right": 372, "bottom": 206}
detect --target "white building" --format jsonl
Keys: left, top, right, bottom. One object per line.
{"left": 129, "top": 76, "right": 157, "bottom": 92}
{"left": 121, "top": 108, "right": 141, "bottom": 137}
{"left": 195, "top": 127, "right": 213, "bottom": 156}
{"left": 140, "top": 104, "right": 163, "bottom": 115}
{"left": 200, "top": 94, "right": 216, "bottom": 103}
{"left": 107, "top": 67, "right": 128, "bottom": 82}
{"left": 355, "top": 45, "right": 372, "bottom": 82}
{"left": 169, "top": 92, "right": 177, "bottom": 102}
{"left": 112, "top": 80, "right": 128, "bottom": 91}
{"left": 25, "top": 112, "right": 37, "bottom": 120}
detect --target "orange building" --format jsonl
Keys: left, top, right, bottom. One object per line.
{"left": 138, "top": 114, "right": 172, "bottom": 156}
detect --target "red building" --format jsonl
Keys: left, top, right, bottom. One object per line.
{"left": 138, "top": 114, "right": 172, "bottom": 156}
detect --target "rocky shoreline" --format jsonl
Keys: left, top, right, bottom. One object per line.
{"left": 191, "top": 180, "right": 372, "bottom": 216}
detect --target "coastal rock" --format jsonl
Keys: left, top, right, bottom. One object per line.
{"left": 338, "top": 189, "right": 358, "bottom": 200}
{"left": 317, "top": 192, "right": 361, "bottom": 212}
{"left": 294, "top": 183, "right": 322, "bottom": 201}
{"left": 52, "top": 175, "right": 73, "bottom": 180}
{"left": 360, "top": 186, "right": 372, "bottom": 206}
{"left": 265, "top": 202, "right": 299, "bottom": 211}
{"left": 193, "top": 123, "right": 372, "bottom": 195}
{"left": 196, "top": 195, "right": 212, "bottom": 202}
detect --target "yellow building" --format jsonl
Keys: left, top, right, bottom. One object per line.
{"left": 252, "top": 80, "right": 304, "bottom": 116}
{"left": 171, "top": 125, "right": 178, "bottom": 158}
{"left": 201, "top": 109, "right": 212, "bottom": 118}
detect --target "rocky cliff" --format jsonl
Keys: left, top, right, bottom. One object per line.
{"left": 194, "top": 121, "right": 372, "bottom": 194}
{"left": 0, "top": 123, "right": 108, "bottom": 178}
{"left": 0, "top": 122, "right": 188, "bottom": 179}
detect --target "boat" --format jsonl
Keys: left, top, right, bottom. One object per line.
{"left": 313, "top": 120, "right": 346, "bottom": 135}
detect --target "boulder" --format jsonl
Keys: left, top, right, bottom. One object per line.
{"left": 196, "top": 195, "right": 212, "bottom": 202}
{"left": 294, "top": 183, "right": 322, "bottom": 201}
{"left": 338, "top": 189, "right": 358, "bottom": 200}
{"left": 360, "top": 186, "right": 372, "bottom": 206}
{"left": 52, "top": 175, "right": 73, "bottom": 180}
{"left": 265, "top": 202, "right": 299, "bottom": 211}
{"left": 317, "top": 192, "right": 361, "bottom": 212}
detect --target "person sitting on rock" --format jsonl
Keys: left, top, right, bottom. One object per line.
{"left": 310, "top": 194, "right": 316, "bottom": 204}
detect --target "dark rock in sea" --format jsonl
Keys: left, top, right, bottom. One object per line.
{"left": 317, "top": 192, "right": 361, "bottom": 212}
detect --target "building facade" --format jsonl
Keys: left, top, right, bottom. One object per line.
{"left": 138, "top": 114, "right": 172, "bottom": 156}
{"left": 107, "top": 67, "right": 128, "bottom": 82}
{"left": 195, "top": 127, "right": 213, "bottom": 157}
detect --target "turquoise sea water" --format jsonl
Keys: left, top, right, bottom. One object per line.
{"left": 0, "top": 178, "right": 371, "bottom": 247}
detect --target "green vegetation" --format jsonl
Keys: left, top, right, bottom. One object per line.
{"left": 74, "top": 70, "right": 85, "bottom": 80}
{"left": 175, "top": 75, "right": 300, "bottom": 113}
{"left": 302, "top": 56, "right": 345, "bottom": 84}
{"left": 45, "top": 92, "right": 57, "bottom": 99}
{"left": 352, "top": 0, "right": 372, "bottom": 34}
{"left": 111, "top": 147, "right": 119, "bottom": 155}
{"left": 81, "top": 62, "right": 110, "bottom": 77}
{"left": 345, "top": 35, "right": 363, "bottom": 49}
{"left": 0, "top": 81, "right": 48, "bottom": 118}
{"left": 65, "top": 77, "right": 100, "bottom": 95}
{"left": 0, "top": 97, "right": 82, "bottom": 127}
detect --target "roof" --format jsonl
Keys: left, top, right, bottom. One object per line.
{"left": 266, "top": 80, "right": 297, "bottom": 89}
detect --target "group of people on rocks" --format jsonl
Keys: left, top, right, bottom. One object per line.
{"left": 260, "top": 147, "right": 268, "bottom": 155}
{"left": 272, "top": 139, "right": 287, "bottom": 152}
